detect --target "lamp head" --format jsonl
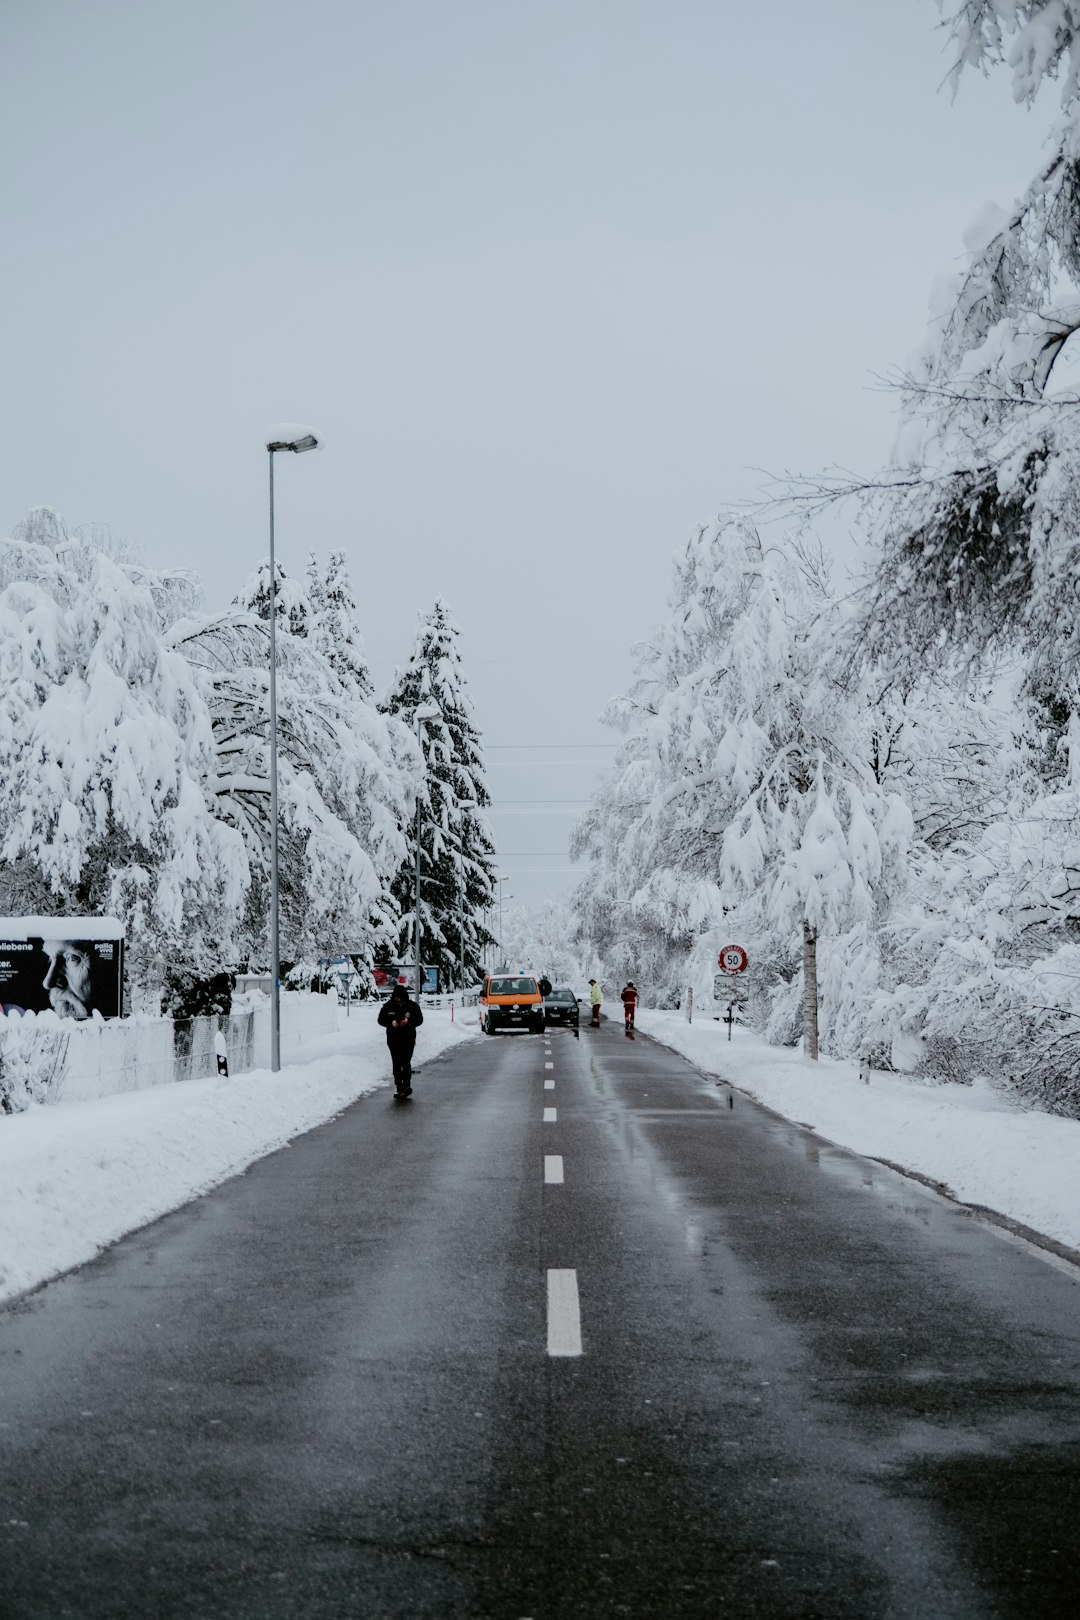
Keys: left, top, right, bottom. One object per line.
{"left": 266, "top": 423, "right": 324, "bottom": 454}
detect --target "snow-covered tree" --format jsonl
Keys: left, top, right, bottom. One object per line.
{"left": 498, "top": 899, "right": 592, "bottom": 989}
{"left": 306, "top": 549, "right": 374, "bottom": 699}
{"left": 381, "top": 601, "right": 496, "bottom": 986}
{"left": 0, "top": 512, "right": 248, "bottom": 1003}
{"left": 771, "top": 5, "right": 1080, "bottom": 688}
{"left": 573, "top": 516, "right": 914, "bottom": 1054}
{"left": 236, "top": 558, "right": 310, "bottom": 637}
{"left": 873, "top": 725, "right": 1080, "bottom": 1114}
{"left": 172, "top": 557, "right": 416, "bottom": 980}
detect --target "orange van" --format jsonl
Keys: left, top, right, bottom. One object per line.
{"left": 479, "top": 974, "right": 545, "bottom": 1035}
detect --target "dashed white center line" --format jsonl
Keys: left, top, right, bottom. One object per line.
{"left": 547, "top": 1269, "right": 582, "bottom": 1356}
{"left": 544, "top": 1061, "right": 554, "bottom": 1070}
{"left": 544, "top": 1155, "right": 564, "bottom": 1184}
{"left": 544, "top": 1078, "right": 555, "bottom": 1089}
{"left": 543, "top": 1106, "right": 557, "bottom": 1123}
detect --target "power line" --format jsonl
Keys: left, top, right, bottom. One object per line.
{"left": 490, "top": 808, "right": 587, "bottom": 815}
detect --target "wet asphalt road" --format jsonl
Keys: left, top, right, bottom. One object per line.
{"left": 1, "top": 1018, "right": 1080, "bottom": 1619}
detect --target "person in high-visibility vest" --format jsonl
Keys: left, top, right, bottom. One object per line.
{"left": 587, "top": 978, "right": 602, "bottom": 1027}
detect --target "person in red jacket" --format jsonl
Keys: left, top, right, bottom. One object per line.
{"left": 620, "top": 980, "right": 638, "bottom": 1031}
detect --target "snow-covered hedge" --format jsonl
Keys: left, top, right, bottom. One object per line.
{"left": 0, "top": 992, "right": 338, "bottom": 1112}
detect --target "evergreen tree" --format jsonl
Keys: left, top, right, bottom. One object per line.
{"left": 306, "top": 549, "right": 374, "bottom": 699}
{"left": 381, "top": 601, "right": 496, "bottom": 986}
{"left": 234, "top": 557, "right": 310, "bottom": 636}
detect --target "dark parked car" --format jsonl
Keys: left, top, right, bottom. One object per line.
{"left": 543, "top": 986, "right": 580, "bottom": 1029}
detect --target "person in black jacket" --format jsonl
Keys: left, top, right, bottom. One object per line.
{"left": 377, "top": 983, "right": 425, "bottom": 1096}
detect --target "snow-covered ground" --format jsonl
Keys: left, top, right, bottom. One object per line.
{"left": 0, "top": 1004, "right": 480, "bottom": 1307}
{"left": 637, "top": 1009, "right": 1080, "bottom": 1255}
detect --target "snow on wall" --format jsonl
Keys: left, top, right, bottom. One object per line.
{"left": 0, "top": 993, "right": 339, "bottom": 1110}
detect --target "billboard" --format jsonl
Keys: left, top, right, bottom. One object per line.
{"left": 0, "top": 917, "right": 125, "bottom": 1020}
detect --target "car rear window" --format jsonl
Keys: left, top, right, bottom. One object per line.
{"left": 489, "top": 977, "right": 538, "bottom": 996}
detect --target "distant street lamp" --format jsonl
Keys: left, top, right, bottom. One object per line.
{"left": 265, "top": 425, "right": 323, "bottom": 1072}
{"left": 412, "top": 703, "right": 440, "bottom": 998}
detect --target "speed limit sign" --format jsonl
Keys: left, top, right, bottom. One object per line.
{"left": 717, "top": 944, "right": 748, "bottom": 975}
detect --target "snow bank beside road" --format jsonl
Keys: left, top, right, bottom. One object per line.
{"left": 636, "top": 1010, "right": 1080, "bottom": 1255}
{"left": 0, "top": 1005, "right": 479, "bottom": 1307}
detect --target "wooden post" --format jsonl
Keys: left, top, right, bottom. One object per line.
{"left": 802, "top": 919, "right": 819, "bottom": 1061}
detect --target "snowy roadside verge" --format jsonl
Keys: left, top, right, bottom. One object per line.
{"left": 0, "top": 1005, "right": 480, "bottom": 1307}
{"left": 636, "top": 1009, "right": 1080, "bottom": 1256}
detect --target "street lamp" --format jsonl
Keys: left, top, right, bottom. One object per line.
{"left": 412, "top": 703, "right": 440, "bottom": 998}
{"left": 265, "top": 423, "right": 323, "bottom": 1072}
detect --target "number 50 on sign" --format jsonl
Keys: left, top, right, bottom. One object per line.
{"left": 718, "top": 945, "right": 748, "bottom": 975}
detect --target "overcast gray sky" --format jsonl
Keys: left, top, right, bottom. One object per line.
{"left": 1, "top": 0, "right": 1052, "bottom": 907}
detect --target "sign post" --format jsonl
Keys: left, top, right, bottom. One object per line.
{"left": 716, "top": 945, "right": 749, "bottom": 1041}
{"left": 334, "top": 969, "right": 357, "bottom": 1015}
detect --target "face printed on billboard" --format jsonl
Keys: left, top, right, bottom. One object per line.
{"left": 0, "top": 931, "right": 124, "bottom": 1019}
{"left": 41, "top": 940, "right": 95, "bottom": 1018}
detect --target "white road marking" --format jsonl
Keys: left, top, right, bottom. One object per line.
{"left": 544, "top": 1078, "right": 555, "bottom": 1090}
{"left": 545, "top": 1155, "right": 564, "bottom": 1184}
{"left": 544, "top": 1061, "right": 554, "bottom": 1070}
{"left": 543, "top": 1106, "right": 557, "bottom": 1122}
{"left": 547, "top": 1269, "right": 582, "bottom": 1356}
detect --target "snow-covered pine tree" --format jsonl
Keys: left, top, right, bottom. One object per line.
{"left": 381, "top": 600, "right": 496, "bottom": 987}
{"left": 0, "top": 511, "right": 249, "bottom": 1005}
{"left": 236, "top": 558, "right": 310, "bottom": 637}
{"left": 306, "top": 549, "right": 374, "bottom": 700}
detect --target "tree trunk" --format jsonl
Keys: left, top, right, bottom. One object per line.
{"left": 802, "top": 919, "right": 819, "bottom": 1061}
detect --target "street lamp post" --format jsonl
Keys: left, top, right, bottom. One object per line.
{"left": 265, "top": 426, "right": 322, "bottom": 1073}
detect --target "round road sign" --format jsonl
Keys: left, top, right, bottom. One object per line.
{"left": 717, "top": 945, "right": 748, "bottom": 975}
